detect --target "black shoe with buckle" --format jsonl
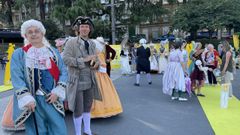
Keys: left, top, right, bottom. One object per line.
{"left": 134, "top": 83, "right": 140, "bottom": 86}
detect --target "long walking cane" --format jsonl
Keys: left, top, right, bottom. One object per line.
{"left": 32, "top": 91, "right": 39, "bottom": 135}
{"left": 32, "top": 112, "right": 39, "bottom": 135}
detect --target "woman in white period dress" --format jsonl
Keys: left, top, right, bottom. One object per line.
{"left": 149, "top": 43, "right": 159, "bottom": 72}
{"left": 163, "top": 39, "right": 187, "bottom": 101}
{"left": 120, "top": 47, "right": 131, "bottom": 75}
{"left": 158, "top": 45, "right": 168, "bottom": 74}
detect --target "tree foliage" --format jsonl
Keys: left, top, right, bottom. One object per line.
{"left": 172, "top": 0, "right": 240, "bottom": 39}
{"left": 52, "top": 0, "right": 103, "bottom": 24}
{"left": 14, "top": 0, "right": 37, "bottom": 20}
{"left": 124, "top": 0, "right": 169, "bottom": 25}
{"left": 42, "top": 19, "right": 64, "bottom": 40}
{"left": 0, "top": 0, "right": 15, "bottom": 27}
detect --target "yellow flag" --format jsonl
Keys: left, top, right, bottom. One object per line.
{"left": 4, "top": 43, "right": 15, "bottom": 85}
{"left": 233, "top": 34, "right": 239, "bottom": 51}
{"left": 186, "top": 43, "right": 193, "bottom": 67}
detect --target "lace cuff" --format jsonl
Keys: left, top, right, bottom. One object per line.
{"left": 18, "top": 94, "right": 35, "bottom": 110}
{"left": 51, "top": 83, "right": 66, "bottom": 101}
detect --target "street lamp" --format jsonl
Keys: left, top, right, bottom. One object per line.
{"left": 111, "top": 0, "right": 116, "bottom": 44}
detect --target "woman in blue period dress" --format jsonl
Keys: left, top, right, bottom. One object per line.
{"left": 10, "top": 19, "right": 67, "bottom": 135}
{"left": 162, "top": 39, "right": 188, "bottom": 101}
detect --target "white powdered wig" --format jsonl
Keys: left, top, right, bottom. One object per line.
{"left": 93, "top": 39, "right": 104, "bottom": 52}
{"left": 21, "top": 19, "right": 50, "bottom": 47}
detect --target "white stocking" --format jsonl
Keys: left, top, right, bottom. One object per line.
{"left": 73, "top": 115, "right": 83, "bottom": 135}
{"left": 83, "top": 112, "right": 92, "bottom": 135}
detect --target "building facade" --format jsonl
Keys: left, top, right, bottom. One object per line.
{"left": 136, "top": 0, "right": 185, "bottom": 42}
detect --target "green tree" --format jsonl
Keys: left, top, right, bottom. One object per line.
{"left": 42, "top": 19, "right": 64, "bottom": 40}
{"left": 52, "top": 0, "right": 103, "bottom": 33}
{"left": 52, "top": 0, "right": 103, "bottom": 23}
{"left": 52, "top": 0, "right": 72, "bottom": 27}
{"left": 14, "top": 0, "right": 37, "bottom": 20}
{"left": 124, "top": 0, "right": 168, "bottom": 25}
{"left": 0, "top": 0, "right": 14, "bottom": 27}
{"left": 91, "top": 19, "right": 111, "bottom": 38}
{"left": 172, "top": 0, "right": 240, "bottom": 39}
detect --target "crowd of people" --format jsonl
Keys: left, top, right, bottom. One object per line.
{"left": 119, "top": 37, "right": 237, "bottom": 101}
{"left": 0, "top": 15, "right": 239, "bottom": 135}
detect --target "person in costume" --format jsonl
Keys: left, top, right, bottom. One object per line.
{"left": 190, "top": 42, "right": 206, "bottom": 96}
{"left": 162, "top": 39, "right": 188, "bottom": 101}
{"left": 204, "top": 44, "right": 218, "bottom": 86}
{"left": 1, "top": 97, "right": 25, "bottom": 131}
{"left": 104, "top": 41, "right": 116, "bottom": 77}
{"left": 63, "top": 16, "right": 101, "bottom": 135}
{"left": 160, "top": 39, "right": 170, "bottom": 54}
{"left": 120, "top": 34, "right": 131, "bottom": 75}
{"left": 55, "top": 38, "right": 67, "bottom": 57}
{"left": 8, "top": 19, "right": 68, "bottom": 135}
{"left": 134, "top": 38, "right": 152, "bottom": 86}
{"left": 191, "top": 59, "right": 213, "bottom": 97}
{"left": 120, "top": 46, "right": 131, "bottom": 75}
{"left": 130, "top": 43, "right": 138, "bottom": 73}
{"left": 149, "top": 43, "right": 159, "bottom": 72}
{"left": 158, "top": 42, "right": 168, "bottom": 74}
{"left": 90, "top": 37, "right": 123, "bottom": 118}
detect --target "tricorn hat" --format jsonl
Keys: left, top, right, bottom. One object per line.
{"left": 72, "top": 16, "right": 94, "bottom": 36}
{"left": 72, "top": 16, "right": 94, "bottom": 28}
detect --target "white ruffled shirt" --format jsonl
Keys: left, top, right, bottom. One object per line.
{"left": 26, "top": 46, "right": 53, "bottom": 69}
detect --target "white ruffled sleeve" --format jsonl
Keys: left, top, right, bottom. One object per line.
{"left": 18, "top": 94, "right": 35, "bottom": 110}
{"left": 51, "top": 83, "right": 66, "bottom": 101}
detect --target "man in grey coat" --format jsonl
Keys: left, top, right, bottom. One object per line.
{"left": 63, "top": 16, "right": 101, "bottom": 135}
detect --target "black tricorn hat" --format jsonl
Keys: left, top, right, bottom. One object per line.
{"left": 72, "top": 16, "right": 94, "bottom": 29}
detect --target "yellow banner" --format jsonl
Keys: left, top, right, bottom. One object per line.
{"left": 233, "top": 34, "right": 239, "bottom": 51}
{"left": 4, "top": 43, "right": 14, "bottom": 86}
{"left": 111, "top": 45, "right": 121, "bottom": 69}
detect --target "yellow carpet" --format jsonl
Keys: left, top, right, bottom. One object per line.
{"left": 0, "top": 85, "right": 13, "bottom": 92}
{"left": 199, "top": 85, "right": 240, "bottom": 135}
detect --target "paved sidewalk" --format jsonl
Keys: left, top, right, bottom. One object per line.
{"left": 109, "top": 68, "right": 122, "bottom": 81}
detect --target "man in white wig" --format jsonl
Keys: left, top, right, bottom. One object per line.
{"left": 134, "top": 38, "right": 152, "bottom": 86}
{"left": 63, "top": 16, "right": 101, "bottom": 135}
{"left": 10, "top": 19, "right": 68, "bottom": 134}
